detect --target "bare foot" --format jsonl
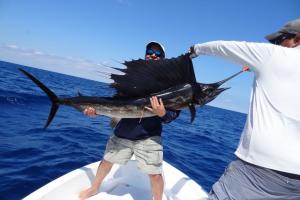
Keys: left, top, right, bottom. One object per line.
{"left": 79, "top": 187, "right": 98, "bottom": 200}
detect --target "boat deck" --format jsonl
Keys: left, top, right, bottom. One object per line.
{"left": 23, "top": 159, "right": 208, "bottom": 200}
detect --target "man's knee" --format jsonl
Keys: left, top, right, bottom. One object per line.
{"left": 149, "top": 174, "right": 163, "bottom": 181}
{"left": 101, "top": 159, "right": 114, "bottom": 169}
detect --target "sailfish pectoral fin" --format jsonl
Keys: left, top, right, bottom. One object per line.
{"left": 188, "top": 104, "right": 196, "bottom": 123}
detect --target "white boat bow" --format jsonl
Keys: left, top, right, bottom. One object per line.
{"left": 23, "top": 159, "right": 208, "bottom": 200}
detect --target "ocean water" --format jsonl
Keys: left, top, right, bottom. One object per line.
{"left": 0, "top": 60, "right": 247, "bottom": 200}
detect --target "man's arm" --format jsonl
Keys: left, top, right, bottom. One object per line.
{"left": 190, "top": 41, "right": 276, "bottom": 72}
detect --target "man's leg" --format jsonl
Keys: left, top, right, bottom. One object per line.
{"left": 209, "top": 159, "right": 300, "bottom": 200}
{"left": 79, "top": 159, "right": 113, "bottom": 200}
{"left": 134, "top": 136, "right": 164, "bottom": 200}
{"left": 79, "top": 134, "right": 133, "bottom": 200}
{"left": 149, "top": 174, "right": 164, "bottom": 200}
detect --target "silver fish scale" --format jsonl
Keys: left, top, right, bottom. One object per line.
{"left": 95, "top": 105, "right": 155, "bottom": 118}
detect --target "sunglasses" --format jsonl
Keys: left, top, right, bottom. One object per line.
{"left": 146, "top": 49, "right": 162, "bottom": 57}
{"left": 270, "top": 32, "right": 296, "bottom": 45}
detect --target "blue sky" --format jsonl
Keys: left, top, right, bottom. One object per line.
{"left": 0, "top": 0, "right": 299, "bottom": 113}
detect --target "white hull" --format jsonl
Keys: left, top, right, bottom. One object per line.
{"left": 23, "top": 159, "right": 208, "bottom": 200}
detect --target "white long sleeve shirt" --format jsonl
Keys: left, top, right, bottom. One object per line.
{"left": 194, "top": 41, "right": 300, "bottom": 175}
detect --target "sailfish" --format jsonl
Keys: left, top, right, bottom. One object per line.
{"left": 19, "top": 53, "right": 247, "bottom": 128}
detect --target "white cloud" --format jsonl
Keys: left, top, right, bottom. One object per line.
{"left": 34, "top": 51, "right": 44, "bottom": 55}
{"left": 6, "top": 44, "right": 18, "bottom": 49}
{"left": 0, "top": 44, "right": 123, "bottom": 83}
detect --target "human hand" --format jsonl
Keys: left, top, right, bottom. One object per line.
{"left": 242, "top": 66, "right": 250, "bottom": 72}
{"left": 145, "top": 96, "right": 166, "bottom": 117}
{"left": 83, "top": 107, "right": 97, "bottom": 117}
{"left": 188, "top": 45, "right": 197, "bottom": 59}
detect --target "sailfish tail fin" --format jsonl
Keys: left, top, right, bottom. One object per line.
{"left": 19, "top": 68, "right": 60, "bottom": 129}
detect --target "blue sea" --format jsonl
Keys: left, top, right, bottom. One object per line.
{"left": 0, "top": 60, "right": 247, "bottom": 200}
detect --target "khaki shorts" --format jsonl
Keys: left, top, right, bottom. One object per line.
{"left": 103, "top": 134, "right": 163, "bottom": 175}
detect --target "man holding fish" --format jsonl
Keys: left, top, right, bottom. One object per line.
{"left": 80, "top": 41, "right": 180, "bottom": 200}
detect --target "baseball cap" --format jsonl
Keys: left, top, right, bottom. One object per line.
{"left": 265, "top": 19, "right": 300, "bottom": 43}
{"left": 146, "top": 41, "right": 165, "bottom": 58}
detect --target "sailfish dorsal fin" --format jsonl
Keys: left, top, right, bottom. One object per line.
{"left": 110, "top": 54, "right": 197, "bottom": 98}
